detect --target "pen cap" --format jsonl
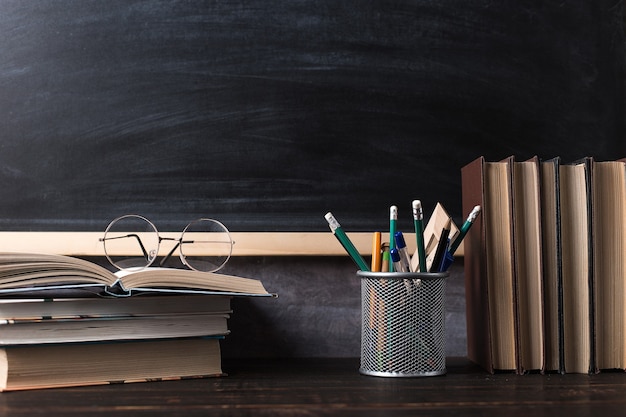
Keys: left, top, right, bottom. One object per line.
{"left": 394, "top": 232, "right": 407, "bottom": 249}
{"left": 389, "top": 248, "right": 401, "bottom": 263}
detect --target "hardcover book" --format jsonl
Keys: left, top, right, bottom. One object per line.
{"left": 461, "top": 156, "right": 517, "bottom": 373}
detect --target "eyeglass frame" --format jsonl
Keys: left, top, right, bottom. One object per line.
{"left": 99, "top": 214, "right": 234, "bottom": 272}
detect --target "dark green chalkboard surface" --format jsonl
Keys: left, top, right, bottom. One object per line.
{"left": 1, "top": 1, "right": 624, "bottom": 232}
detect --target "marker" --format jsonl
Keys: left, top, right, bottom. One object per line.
{"left": 448, "top": 205, "right": 481, "bottom": 255}
{"left": 371, "top": 232, "right": 382, "bottom": 272}
{"left": 412, "top": 200, "right": 427, "bottom": 272}
{"left": 394, "top": 232, "right": 411, "bottom": 272}
{"left": 325, "top": 212, "right": 370, "bottom": 271}
{"left": 389, "top": 206, "right": 398, "bottom": 272}
{"left": 390, "top": 248, "right": 407, "bottom": 273}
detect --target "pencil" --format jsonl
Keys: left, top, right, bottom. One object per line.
{"left": 389, "top": 206, "right": 397, "bottom": 272}
{"left": 371, "top": 231, "right": 382, "bottom": 272}
{"left": 324, "top": 212, "right": 370, "bottom": 271}
{"left": 381, "top": 243, "right": 390, "bottom": 273}
{"left": 449, "top": 205, "right": 481, "bottom": 255}
{"left": 412, "top": 200, "right": 427, "bottom": 272}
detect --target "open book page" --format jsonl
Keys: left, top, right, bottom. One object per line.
{"left": 0, "top": 253, "right": 271, "bottom": 297}
{"left": 0, "top": 253, "right": 116, "bottom": 289}
{"left": 114, "top": 268, "right": 270, "bottom": 296}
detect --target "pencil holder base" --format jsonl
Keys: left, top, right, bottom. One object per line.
{"left": 358, "top": 271, "right": 448, "bottom": 378}
{"left": 359, "top": 369, "right": 446, "bottom": 378}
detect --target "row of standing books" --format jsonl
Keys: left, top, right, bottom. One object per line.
{"left": 0, "top": 254, "right": 272, "bottom": 391}
{"left": 461, "top": 155, "right": 626, "bottom": 374}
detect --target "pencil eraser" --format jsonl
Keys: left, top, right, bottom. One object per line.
{"left": 412, "top": 200, "right": 423, "bottom": 219}
{"left": 390, "top": 205, "right": 398, "bottom": 219}
{"left": 324, "top": 212, "right": 340, "bottom": 230}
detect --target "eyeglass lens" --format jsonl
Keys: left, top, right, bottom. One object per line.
{"left": 180, "top": 219, "right": 233, "bottom": 272}
{"left": 102, "top": 215, "right": 160, "bottom": 271}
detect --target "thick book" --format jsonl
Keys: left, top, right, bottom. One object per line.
{"left": 0, "top": 337, "right": 223, "bottom": 391}
{"left": 0, "top": 313, "right": 230, "bottom": 345}
{"left": 592, "top": 159, "right": 626, "bottom": 371}
{"left": 0, "top": 253, "right": 271, "bottom": 297}
{"left": 461, "top": 156, "right": 517, "bottom": 373}
{"left": 0, "top": 294, "right": 232, "bottom": 321}
{"left": 540, "top": 157, "right": 565, "bottom": 373}
{"left": 559, "top": 158, "right": 595, "bottom": 374}
{"left": 0, "top": 295, "right": 233, "bottom": 345}
{"left": 512, "top": 156, "right": 544, "bottom": 373}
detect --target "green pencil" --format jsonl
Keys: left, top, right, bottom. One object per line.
{"left": 412, "top": 200, "right": 427, "bottom": 272}
{"left": 389, "top": 205, "right": 397, "bottom": 272}
{"left": 325, "top": 212, "right": 370, "bottom": 271}
{"left": 449, "top": 205, "right": 481, "bottom": 255}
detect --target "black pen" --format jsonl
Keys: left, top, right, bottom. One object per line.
{"left": 429, "top": 218, "right": 451, "bottom": 273}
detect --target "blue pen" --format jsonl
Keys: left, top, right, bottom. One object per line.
{"left": 389, "top": 206, "right": 398, "bottom": 272}
{"left": 440, "top": 247, "right": 455, "bottom": 272}
{"left": 390, "top": 248, "right": 407, "bottom": 273}
{"left": 391, "top": 247, "right": 416, "bottom": 292}
{"left": 394, "top": 231, "right": 411, "bottom": 272}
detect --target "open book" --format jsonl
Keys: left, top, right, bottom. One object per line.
{"left": 0, "top": 253, "right": 272, "bottom": 297}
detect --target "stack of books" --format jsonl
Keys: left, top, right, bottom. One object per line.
{"left": 0, "top": 253, "right": 272, "bottom": 390}
{"left": 462, "top": 156, "right": 626, "bottom": 374}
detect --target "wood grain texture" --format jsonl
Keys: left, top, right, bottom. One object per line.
{"left": 0, "top": 231, "right": 464, "bottom": 256}
{"left": 0, "top": 357, "right": 624, "bottom": 416}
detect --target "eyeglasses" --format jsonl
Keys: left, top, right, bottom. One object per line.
{"left": 99, "top": 214, "right": 234, "bottom": 273}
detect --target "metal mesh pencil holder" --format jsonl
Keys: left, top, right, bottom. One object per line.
{"left": 358, "top": 271, "right": 448, "bottom": 377}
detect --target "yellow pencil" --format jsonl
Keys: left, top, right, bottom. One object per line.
{"left": 371, "top": 232, "right": 382, "bottom": 272}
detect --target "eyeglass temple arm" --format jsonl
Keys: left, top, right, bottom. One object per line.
{"left": 100, "top": 234, "right": 151, "bottom": 262}
{"left": 158, "top": 237, "right": 183, "bottom": 267}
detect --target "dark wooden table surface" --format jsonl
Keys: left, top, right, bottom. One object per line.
{"left": 1, "top": 357, "right": 625, "bottom": 416}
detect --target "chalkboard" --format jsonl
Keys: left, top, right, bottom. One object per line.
{"left": 1, "top": 1, "right": 624, "bottom": 232}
